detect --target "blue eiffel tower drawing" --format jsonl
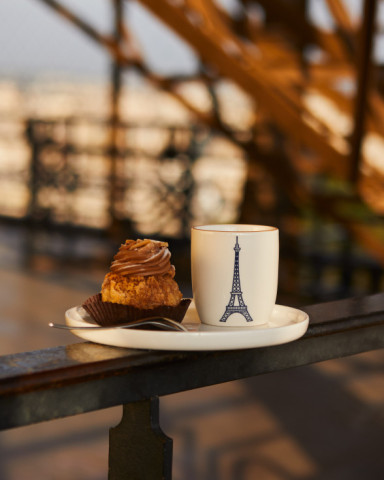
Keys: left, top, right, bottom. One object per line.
{"left": 220, "top": 236, "right": 253, "bottom": 323}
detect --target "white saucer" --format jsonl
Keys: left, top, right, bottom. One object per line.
{"left": 64, "top": 303, "right": 309, "bottom": 351}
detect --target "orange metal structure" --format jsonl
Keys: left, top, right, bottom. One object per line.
{"left": 38, "top": 0, "right": 384, "bottom": 264}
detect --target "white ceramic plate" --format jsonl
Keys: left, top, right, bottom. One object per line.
{"left": 64, "top": 302, "right": 309, "bottom": 351}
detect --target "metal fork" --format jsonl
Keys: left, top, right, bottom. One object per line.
{"left": 49, "top": 316, "right": 188, "bottom": 332}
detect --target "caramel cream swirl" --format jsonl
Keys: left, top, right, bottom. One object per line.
{"left": 110, "top": 239, "right": 172, "bottom": 276}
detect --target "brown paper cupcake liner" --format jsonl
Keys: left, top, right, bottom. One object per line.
{"left": 82, "top": 293, "right": 191, "bottom": 327}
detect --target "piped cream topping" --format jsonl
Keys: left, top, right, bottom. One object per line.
{"left": 110, "top": 239, "right": 173, "bottom": 277}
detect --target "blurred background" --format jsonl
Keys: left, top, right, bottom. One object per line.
{"left": 0, "top": 0, "right": 384, "bottom": 479}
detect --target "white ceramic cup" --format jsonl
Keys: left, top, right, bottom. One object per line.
{"left": 191, "top": 224, "right": 279, "bottom": 327}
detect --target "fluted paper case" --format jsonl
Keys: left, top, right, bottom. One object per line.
{"left": 82, "top": 293, "right": 191, "bottom": 327}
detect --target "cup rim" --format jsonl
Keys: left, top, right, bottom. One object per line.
{"left": 192, "top": 224, "right": 278, "bottom": 233}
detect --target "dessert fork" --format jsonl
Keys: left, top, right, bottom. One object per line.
{"left": 49, "top": 316, "right": 188, "bottom": 332}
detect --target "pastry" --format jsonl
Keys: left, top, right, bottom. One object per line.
{"left": 101, "top": 239, "right": 183, "bottom": 308}
{"left": 83, "top": 239, "right": 190, "bottom": 326}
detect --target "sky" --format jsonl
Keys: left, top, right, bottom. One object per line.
{"left": 0, "top": 0, "right": 198, "bottom": 81}
{"left": 0, "top": 0, "right": 373, "bottom": 83}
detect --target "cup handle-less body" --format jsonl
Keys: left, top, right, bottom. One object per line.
{"left": 192, "top": 225, "right": 279, "bottom": 327}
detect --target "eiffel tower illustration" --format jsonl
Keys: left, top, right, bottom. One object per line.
{"left": 220, "top": 236, "right": 253, "bottom": 323}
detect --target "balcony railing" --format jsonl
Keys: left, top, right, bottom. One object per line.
{"left": 1, "top": 293, "right": 384, "bottom": 479}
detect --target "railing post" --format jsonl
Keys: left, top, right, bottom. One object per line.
{"left": 109, "top": 396, "right": 173, "bottom": 480}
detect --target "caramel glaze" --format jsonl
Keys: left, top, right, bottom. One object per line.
{"left": 110, "top": 239, "right": 174, "bottom": 277}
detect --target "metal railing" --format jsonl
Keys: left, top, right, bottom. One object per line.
{"left": 1, "top": 293, "right": 384, "bottom": 478}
